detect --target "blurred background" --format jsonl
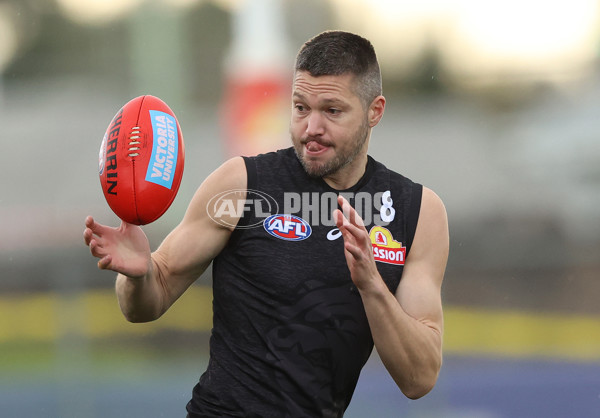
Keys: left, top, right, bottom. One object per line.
{"left": 1, "top": 0, "right": 599, "bottom": 417}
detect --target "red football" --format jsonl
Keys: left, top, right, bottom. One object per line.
{"left": 98, "top": 95, "right": 185, "bottom": 225}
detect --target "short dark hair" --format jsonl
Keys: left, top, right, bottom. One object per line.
{"left": 294, "top": 31, "right": 382, "bottom": 108}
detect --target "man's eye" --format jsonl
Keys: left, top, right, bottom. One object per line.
{"left": 295, "top": 104, "right": 306, "bottom": 112}
{"left": 328, "top": 108, "right": 341, "bottom": 115}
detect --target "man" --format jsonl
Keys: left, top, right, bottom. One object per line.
{"left": 84, "top": 30, "right": 449, "bottom": 417}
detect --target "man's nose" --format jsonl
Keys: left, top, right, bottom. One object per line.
{"left": 305, "top": 111, "right": 325, "bottom": 137}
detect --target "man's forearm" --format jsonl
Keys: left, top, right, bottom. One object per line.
{"left": 359, "top": 284, "right": 442, "bottom": 399}
{"left": 115, "top": 257, "right": 166, "bottom": 323}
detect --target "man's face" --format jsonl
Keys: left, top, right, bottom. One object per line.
{"left": 290, "top": 71, "right": 370, "bottom": 179}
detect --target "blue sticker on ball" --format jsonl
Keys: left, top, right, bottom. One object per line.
{"left": 146, "top": 110, "right": 178, "bottom": 189}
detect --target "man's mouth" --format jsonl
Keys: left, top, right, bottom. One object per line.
{"left": 304, "top": 140, "right": 330, "bottom": 155}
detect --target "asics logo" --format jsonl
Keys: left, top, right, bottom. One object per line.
{"left": 326, "top": 228, "right": 342, "bottom": 241}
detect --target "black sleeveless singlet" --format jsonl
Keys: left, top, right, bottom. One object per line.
{"left": 187, "top": 147, "right": 422, "bottom": 417}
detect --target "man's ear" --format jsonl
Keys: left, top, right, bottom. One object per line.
{"left": 368, "top": 95, "right": 386, "bottom": 127}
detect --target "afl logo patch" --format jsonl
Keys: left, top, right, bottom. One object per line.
{"left": 264, "top": 214, "right": 311, "bottom": 241}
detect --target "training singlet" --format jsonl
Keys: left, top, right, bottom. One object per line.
{"left": 186, "top": 147, "right": 422, "bottom": 418}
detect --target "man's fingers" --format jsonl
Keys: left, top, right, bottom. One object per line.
{"left": 335, "top": 208, "right": 365, "bottom": 237}
{"left": 344, "top": 241, "right": 363, "bottom": 260}
{"left": 336, "top": 196, "right": 365, "bottom": 227}
{"left": 97, "top": 255, "right": 112, "bottom": 270}
{"left": 84, "top": 215, "right": 99, "bottom": 233}
{"left": 85, "top": 215, "right": 111, "bottom": 237}
{"left": 84, "top": 216, "right": 115, "bottom": 250}
{"left": 84, "top": 216, "right": 126, "bottom": 273}
{"left": 83, "top": 227, "right": 92, "bottom": 246}
{"left": 335, "top": 210, "right": 374, "bottom": 261}
{"left": 88, "top": 238, "right": 105, "bottom": 257}
{"left": 337, "top": 196, "right": 352, "bottom": 221}
{"left": 334, "top": 209, "right": 346, "bottom": 228}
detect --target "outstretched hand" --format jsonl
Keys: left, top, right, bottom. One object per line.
{"left": 83, "top": 216, "right": 151, "bottom": 279}
{"left": 333, "top": 196, "right": 381, "bottom": 292}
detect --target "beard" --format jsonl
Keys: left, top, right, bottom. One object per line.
{"left": 292, "top": 117, "right": 370, "bottom": 178}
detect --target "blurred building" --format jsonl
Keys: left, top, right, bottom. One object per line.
{"left": 1, "top": 0, "right": 598, "bottom": 311}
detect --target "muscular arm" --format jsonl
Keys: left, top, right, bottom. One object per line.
{"left": 87, "top": 157, "right": 247, "bottom": 323}
{"left": 334, "top": 187, "right": 448, "bottom": 399}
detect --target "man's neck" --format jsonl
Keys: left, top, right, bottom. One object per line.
{"left": 322, "top": 152, "right": 369, "bottom": 190}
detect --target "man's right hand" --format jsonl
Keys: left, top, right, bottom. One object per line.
{"left": 83, "top": 216, "right": 151, "bottom": 279}
{"left": 83, "top": 157, "right": 247, "bottom": 322}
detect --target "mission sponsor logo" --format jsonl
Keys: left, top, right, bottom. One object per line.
{"left": 369, "top": 226, "right": 406, "bottom": 265}
{"left": 264, "top": 214, "right": 312, "bottom": 241}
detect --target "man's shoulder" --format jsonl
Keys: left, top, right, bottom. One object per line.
{"left": 368, "top": 155, "right": 419, "bottom": 188}
{"left": 243, "top": 147, "right": 302, "bottom": 190}
{"left": 245, "top": 147, "right": 296, "bottom": 164}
